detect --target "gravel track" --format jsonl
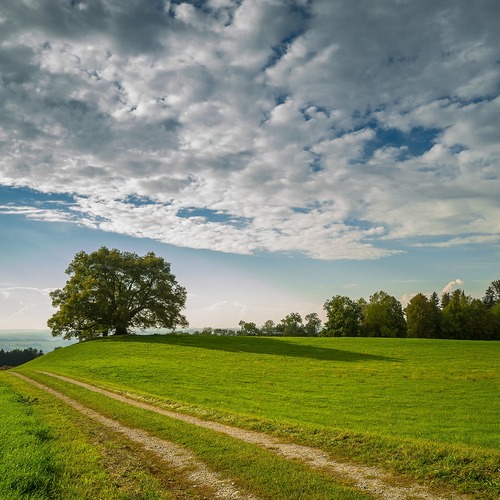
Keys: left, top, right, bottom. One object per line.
{"left": 19, "top": 370, "right": 466, "bottom": 500}
{"left": 12, "top": 372, "right": 255, "bottom": 500}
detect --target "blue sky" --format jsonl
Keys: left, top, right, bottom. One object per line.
{"left": 1, "top": 0, "right": 499, "bottom": 330}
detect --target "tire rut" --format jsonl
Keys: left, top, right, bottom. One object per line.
{"left": 32, "top": 371, "right": 465, "bottom": 500}
{"left": 12, "top": 372, "right": 256, "bottom": 500}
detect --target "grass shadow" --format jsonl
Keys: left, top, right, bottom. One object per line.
{"left": 108, "top": 334, "right": 399, "bottom": 363}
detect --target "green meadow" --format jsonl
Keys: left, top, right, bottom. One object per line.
{"left": 6, "top": 335, "right": 500, "bottom": 497}
{"left": 0, "top": 372, "right": 176, "bottom": 499}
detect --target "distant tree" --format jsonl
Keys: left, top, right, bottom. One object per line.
{"left": 442, "top": 290, "right": 496, "bottom": 340}
{"left": 429, "top": 292, "right": 442, "bottom": 337}
{"left": 322, "top": 295, "right": 362, "bottom": 337}
{"left": 362, "top": 291, "right": 407, "bottom": 337}
{"left": 490, "top": 303, "right": 500, "bottom": 340}
{"left": 278, "top": 312, "right": 304, "bottom": 336}
{"left": 464, "top": 298, "right": 493, "bottom": 340}
{"left": 440, "top": 292, "right": 451, "bottom": 309}
{"left": 0, "top": 348, "right": 43, "bottom": 367}
{"left": 238, "top": 320, "right": 260, "bottom": 336}
{"left": 441, "top": 290, "right": 468, "bottom": 339}
{"left": 213, "top": 328, "right": 235, "bottom": 336}
{"left": 48, "top": 247, "right": 188, "bottom": 340}
{"left": 357, "top": 297, "right": 368, "bottom": 316}
{"left": 304, "top": 313, "right": 322, "bottom": 337}
{"left": 405, "top": 293, "right": 440, "bottom": 338}
{"left": 261, "top": 320, "right": 278, "bottom": 336}
{"left": 483, "top": 280, "right": 500, "bottom": 308}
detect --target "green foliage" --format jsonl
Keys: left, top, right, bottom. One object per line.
{"left": 278, "top": 312, "right": 304, "bottom": 336}
{"left": 261, "top": 319, "right": 277, "bottom": 336}
{"left": 405, "top": 293, "right": 441, "bottom": 338}
{"left": 238, "top": 320, "right": 260, "bottom": 336}
{"left": 48, "top": 247, "right": 188, "bottom": 340}
{"left": 441, "top": 290, "right": 496, "bottom": 340}
{"left": 0, "top": 347, "right": 43, "bottom": 367}
{"left": 304, "top": 312, "right": 322, "bottom": 337}
{"left": 322, "top": 295, "right": 362, "bottom": 337}
{"left": 362, "top": 291, "right": 407, "bottom": 337}
{"left": 483, "top": 279, "right": 500, "bottom": 308}
{"left": 206, "top": 279, "right": 500, "bottom": 341}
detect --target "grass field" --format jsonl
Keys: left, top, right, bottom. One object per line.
{"left": 0, "top": 371, "right": 178, "bottom": 499}
{"left": 6, "top": 335, "right": 500, "bottom": 497}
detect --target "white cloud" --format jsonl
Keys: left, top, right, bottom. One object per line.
{"left": 441, "top": 279, "right": 464, "bottom": 294}
{"left": 1, "top": 0, "right": 499, "bottom": 259}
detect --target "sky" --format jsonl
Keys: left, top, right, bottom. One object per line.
{"left": 1, "top": 0, "right": 499, "bottom": 331}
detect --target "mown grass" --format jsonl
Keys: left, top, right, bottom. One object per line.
{"left": 0, "top": 372, "right": 200, "bottom": 499}
{"left": 17, "top": 335, "right": 500, "bottom": 496}
{"left": 20, "top": 370, "right": 371, "bottom": 500}
{"left": 0, "top": 378, "right": 57, "bottom": 499}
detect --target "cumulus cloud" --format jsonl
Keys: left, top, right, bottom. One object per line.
{"left": 1, "top": 0, "right": 499, "bottom": 259}
{"left": 441, "top": 279, "right": 464, "bottom": 294}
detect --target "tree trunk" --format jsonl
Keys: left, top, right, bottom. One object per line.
{"left": 114, "top": 325, "right": 128, "bottom": 335}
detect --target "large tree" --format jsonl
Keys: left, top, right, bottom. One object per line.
{"left": 48, "top": 247, "right": 188, "bottom": 340}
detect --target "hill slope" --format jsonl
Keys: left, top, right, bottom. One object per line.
{"left": 10, "top": 335, "right": 500, "bottom": 497}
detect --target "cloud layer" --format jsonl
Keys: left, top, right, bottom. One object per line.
{"left": 1, "top": 0, "right": 499, "bottom": 259}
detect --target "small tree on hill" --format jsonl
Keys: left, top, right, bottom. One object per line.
{"left": 48, "top": 247, "right": 188, "bottom": 340}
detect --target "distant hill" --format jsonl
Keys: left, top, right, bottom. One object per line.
{"left": 0, "top": 330, "right": 76, "bottom": 353}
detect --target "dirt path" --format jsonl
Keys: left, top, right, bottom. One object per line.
{"left": 12, "top": 372, "right": 255, "bottom": 500}
{"left": 26, "top": 371, "right": 464, "bottom": 500}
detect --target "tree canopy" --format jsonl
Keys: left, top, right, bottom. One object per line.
{"left": 0, "top": 348, "right": 43, "bottom": 367}
{"left": 405, "top": 293, "right": 440, "bottom": 338}
{"left": 322, "top": 295, "right": 362, "bottom": 337}
{"left": 363, "top": 291, "right": 407, "bottom": 338}
{"left": 229, "top": 279, "right": 500, "bottom": 340}
{"left": 48, "top": 247, "right": 188, "bottom": 340}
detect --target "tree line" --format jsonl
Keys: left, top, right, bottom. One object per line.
{"left": 235, "top": 280, "right": 500, "bottom": 340}
{"left": 46, "top": 247, "right": 500, "bottom": 342}
{"left": 0, "top": 347, "right": 44, "bottom": 367}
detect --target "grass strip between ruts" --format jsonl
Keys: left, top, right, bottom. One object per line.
{"left": 0, "top": 372, "right": 184, "bottom": 499}
{"left": 21, "top": 366, "right": 499, "bottom": 498}
{"left": 21, "top": 369, "right": 372, "bottom": 500}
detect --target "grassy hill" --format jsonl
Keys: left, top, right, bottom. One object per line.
{"left": 3, "top": 335, "right": 500, "bottom": 498}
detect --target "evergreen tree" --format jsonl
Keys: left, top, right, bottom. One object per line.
{"left": 483, "top": 280, "right": 500, "bottom": 308}
{"left": 441, "top": 292, "right": 451, "bottom": 309}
